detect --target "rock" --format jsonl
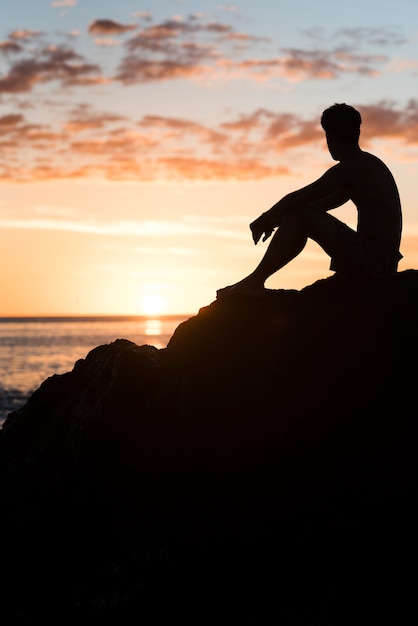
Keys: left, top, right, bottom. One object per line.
{"left": 1, "top": 270, "right": 418, "bottom": 624}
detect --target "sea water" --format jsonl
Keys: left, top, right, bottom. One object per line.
{"left": 0, "top": 315, "right": 190, "bottom": 428}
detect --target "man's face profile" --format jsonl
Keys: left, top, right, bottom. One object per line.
{"left": 326, "top": 132, "right": 339, "bottom": 161}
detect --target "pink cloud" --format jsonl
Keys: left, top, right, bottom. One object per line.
{"left": 50, "top": 0, "right": 77, "bottom": 7}
{"left": 155, "top": 156, "right": 291, "bottom": 180}
{"left": 9, "top": 29, "right": 42, "bottom": 40}
{"left": 64, "top": 105, "right": 126, "bottom": 133}
{"left": 2, "top": 98, "right": 418, "bottom": 183}
{"left": 0, "top": 40, "right": 23, "bottom": 54}
{"left": 359, "top": 100, "right": 418, "bottom": 144}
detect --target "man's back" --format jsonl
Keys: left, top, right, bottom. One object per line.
{"left": 337, "top": 151, "right": 402, "bottom": 250}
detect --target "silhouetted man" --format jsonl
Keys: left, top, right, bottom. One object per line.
{"left": 217, "top": 103, "right": 403, "bottom": 299}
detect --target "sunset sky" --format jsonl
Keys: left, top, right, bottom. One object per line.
{"left": 1, "top": 0, "right": 418, "bottom": 315}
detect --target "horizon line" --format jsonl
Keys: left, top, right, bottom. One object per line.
{"left": 0, "top": 313, "right": 194, "bottom": 322}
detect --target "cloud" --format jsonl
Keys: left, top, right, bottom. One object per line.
{"left": 88, "top": 19, "right": 137, "bottom": 36}
{"left": 0, "top": 44, "right": 103, "bottom": 94}
{"left": 50, "top": 0, "right": 77, "bottom": 7}
{"left": 389, "top": 58, "right": 418, "bottom": 74}
{"left": 0, "top": 14, "right": 400, "bottom": 102}
{"left": 138, "top": 115, "right": 227, "bottom": 145}
{"left": 115, "top": 15, "right": 265, "bottom": 85}
{"left": 335, "top": 26, "right": 407, "bottom": 47}
{"left": 155, "top": 156, "right": 291, "bottom": 180}
{"left": 0, "top": 11, "right": 416, "bottom": 191}
{"left": 116, "top": 58, "right": 210, "bottom": 83}
{"left": 107, "top": 15, "right": 398, "bottom": 85}
{"left": 122, "top": 17, "right": 232, "bottom": 50}
{"left": 278, "top": 48, "right": 386, "bottom": 80}
{"left": 0, "top": 215, "right": 247, "bottom": 240}
{"left": 2, "top": 91, "right": 418, "bottom": 184}
{"left": 0, "top": 40, "right": 23, "bottom": 54}
{"left": 132, "top": 12, "right": 152, "bottom": 21}
{"left": 9, "top": 29, "right": 42, "bottom": 40}
{"left": 0, "top": 113, "right": 24, "bottom": 128}
{"left": 217, "top": 47, "right": 387, "bottom": 83}
{"left": 359, "top": 100, "right": 418, "bottom": 144}
{"left": 304, "top": 26, "right": 407, "bottom": 48}
{"left": 0, "top": 106, "right": 303, "bottom": 182}
{"left": 220, "top": 109, "right": 323, "bottom": 150}
{"left": 91, "top": 38, "right": 121, "bottom": 48}
{"left": 64, "top": 104, "right": 126, "bottom": 132}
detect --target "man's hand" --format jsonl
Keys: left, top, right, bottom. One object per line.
{"left": 250, "top": 213, "right": 275, "bottom": 244}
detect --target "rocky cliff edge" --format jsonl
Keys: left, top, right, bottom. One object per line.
{"left": 1, "top": 270, "right": 418, "bottom": 623}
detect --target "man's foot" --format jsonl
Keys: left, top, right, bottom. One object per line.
{"left": 216, "top": 281, "right": 265, "bottom": 300}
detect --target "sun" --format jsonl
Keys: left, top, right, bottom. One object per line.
{"left": 141, "top": 294, "right": 166, "bottom": 316}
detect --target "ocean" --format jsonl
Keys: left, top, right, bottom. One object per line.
{"left": 0, "top": 315, "right": 190, "bottom": 428}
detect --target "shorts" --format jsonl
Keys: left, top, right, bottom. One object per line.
{"left": 330, "top": 224, "right": 403, "bottom": 279}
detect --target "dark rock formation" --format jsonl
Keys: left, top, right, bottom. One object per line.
{"left": 1, "top": 270, "right": 418, "bottom": 624}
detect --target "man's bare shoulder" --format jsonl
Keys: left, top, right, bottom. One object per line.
{"left": 327, "top": 152, "right": 396, "bottom": 198}
{"left": 339, "top": 150, "right": 392, "bottom": 176}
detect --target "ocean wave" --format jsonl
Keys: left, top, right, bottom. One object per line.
{"left": 0, "top": 388, "right": 30, "bottom": 428}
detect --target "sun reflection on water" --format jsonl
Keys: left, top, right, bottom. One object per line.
{"left": 144, "top": 319, "right": 163, "bottom": 336}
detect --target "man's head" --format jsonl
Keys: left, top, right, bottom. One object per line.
{"left": 321, "top": 103, "right": 362, "bottom": 144}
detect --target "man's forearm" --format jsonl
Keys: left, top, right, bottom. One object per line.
{"left": 264, "top": 192, "right": 298, "bottom": 225}
{"left": 265, "top": 184, "right": 347, "bottom": 223}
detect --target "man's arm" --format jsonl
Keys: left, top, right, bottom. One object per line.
{"left": 250, "top": 165, "right": 350, "bottom": 244}
{"left": 306, "top": 186, "right": 351, "bottom": 211}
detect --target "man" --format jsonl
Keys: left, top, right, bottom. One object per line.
{"left": 217, "top": 103, "right": 403, "bottom": 299}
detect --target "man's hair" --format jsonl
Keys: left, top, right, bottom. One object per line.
{"left": 321, "top": 103, "right": 362, "bottom": 143}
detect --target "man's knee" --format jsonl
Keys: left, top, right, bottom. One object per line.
{"left": 281, "top": 207, "right": 341, "bottom": 250}
{"left": 281, "top": 207, "right": 317, "bottom": 230}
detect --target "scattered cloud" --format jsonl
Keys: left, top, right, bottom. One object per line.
{"left": 115, "top": 15, "right": 268, "bottom": 85}
{"left": 9, "top": 29, "right": 42, "bottom": 40}
{"left": 110, "top": 15, "right": 395, "bottom": 86}
{"left": 0, "top": 40, "right": 23, "bottom": 54}
{"left": 91, "top": 38, "right": 121, "bottom": 48}
{"left": 0, "top": 113, "right": 25, "bottom": 128}
{"left": 359, "top": 100, "right": 418, "bottom": 144}
{"left": 64, "top": 104, "right": 126, "bottom": 132}
{"left": 88, "top": 19, "right": 137, "bottom": 36}
{"left": 0, "top": 14, "right": 406, "bottom": 96}
{"left": 131, "top": 11, "right": 152, "bottom": 21}
{"left": 304, "top": 26, "right": 407, "bottom": 47}
{"left": 0, "top": 12, "right": 415, "bottom": 183}
{"left": 220, "top": 109, "right": 323, "bottom": 150}
{"left": 218, "top": 47, "right": 387, "bottom": 83}
{"left": 0, "top": 215, "right": 248, "bottom": 240}
{"left": 50, "top": 0, "right": 77, "bottom": 7}
{"left": 278, "top": 48, "right": 386, "bottom": 80}
{"left": 2, "top": 100, "right": 418, "bottom": 183}
{"left": 0, "top": 44, "right": 103, "bottom": 94}
{"left": 389, "top": 58, "right": 418, "bottom": 74}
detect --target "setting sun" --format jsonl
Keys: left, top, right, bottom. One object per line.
{"left": 141, "top": 294, "right": 166, "bottom": 317}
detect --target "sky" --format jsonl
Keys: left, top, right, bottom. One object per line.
{"left": 1, "top": 0, "right": 418, "bottom": 316}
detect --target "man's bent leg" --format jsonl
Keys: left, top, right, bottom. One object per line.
{"left": 217, "top": 208, "right": 342, "bottom": 299}
{"left": 300, "top": 207, "right": 343, "bottom": 257}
